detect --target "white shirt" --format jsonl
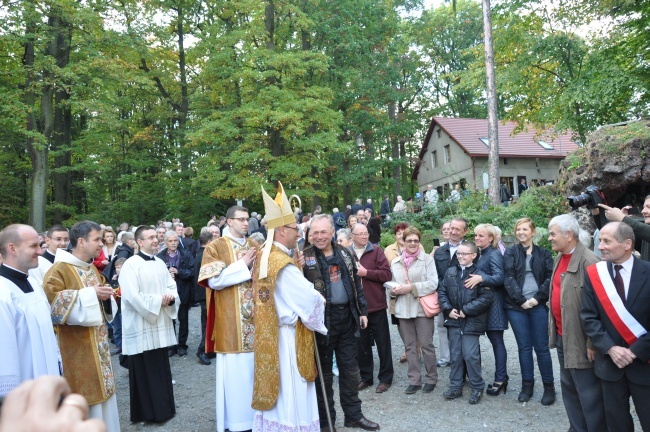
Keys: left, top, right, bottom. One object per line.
{"left": 612, "top": 255, "right": 634, "bottom": 298}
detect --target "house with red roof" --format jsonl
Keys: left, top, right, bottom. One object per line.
{"left": 412, "top": 117, "right": 580, "bottom": 197}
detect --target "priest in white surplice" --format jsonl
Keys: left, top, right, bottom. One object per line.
{"left": 0, "top": 224, "right": 61, "bottom": 397}
{"left": 119, "top": 225, "right": 179, "bottom": 423}
{"left": 198, "top": 205, "right": 258, "bottom": 432}
{"left": 43, "top": 220, "right": 120, "bottom": 432}
{"left": 251, "top": 183, "right": 327, "bottom": 432}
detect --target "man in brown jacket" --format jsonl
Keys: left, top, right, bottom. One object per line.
{"left": 350, "top": 223, "right": 393, "bottom": 393}
{"left": 548, "top": 215, "right": 605, "bottom": 432}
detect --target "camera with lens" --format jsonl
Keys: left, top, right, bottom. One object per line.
{"left": 567, "top": 185, "right": 606, "bottom": 210}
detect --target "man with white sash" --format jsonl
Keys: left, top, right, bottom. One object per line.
{"left": 581, "top": 222, "right": 650, "bottom": 431}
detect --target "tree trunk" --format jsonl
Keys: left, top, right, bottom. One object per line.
{"left": 388, "top": 102, "right": 400, "bottom": 199}
{"left": 482, "top": 0, "right": 500, "bottom": 205}
{"left": 24, "top": 1, "right": 47, "bottom": 231}
{"left": 51, "top": 12, "right": 73, "bottom": 224}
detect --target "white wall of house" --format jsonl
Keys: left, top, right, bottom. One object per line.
{"left": 417, "top": 127, "right": 566, "bottom": 196}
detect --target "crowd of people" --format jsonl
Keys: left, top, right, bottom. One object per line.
{"left": 1, "top": 189, "right": 650, "bottom": 432}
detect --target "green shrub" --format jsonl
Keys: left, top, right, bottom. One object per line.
{"left": 385, "top": 185, "right": 568, "bottom": 251}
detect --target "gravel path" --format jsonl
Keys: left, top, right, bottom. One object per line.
{"left": 112, "top": 305, "right": 639, "bottom": 431}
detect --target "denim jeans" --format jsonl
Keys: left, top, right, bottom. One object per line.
{"left": 486, "top": 330, "right": 507, "bottom": 383}
{"left": 506, "top": 305, "right": 554, "bottom": 383}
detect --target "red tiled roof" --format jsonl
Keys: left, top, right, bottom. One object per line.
{"left": 413, "top": 117, "right": 580, "bottom": 180}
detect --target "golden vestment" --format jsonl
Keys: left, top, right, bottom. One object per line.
{"left": 198, "top": 236, "right": 257, "bottom": 353}
{"left": 251, "top": 246, "right": 317, "bottom": 410}
{"left": 43, "top": 260, "right": 116, "bottom": 405}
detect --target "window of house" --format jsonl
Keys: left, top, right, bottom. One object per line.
{"left": 431, "top": 150, "right": 438, "bottom": 168}
{"left": 537, "top": 140, "right": 554, "bottom": 150}
{"left": 480, "top": 138, "right": 490, "bottom": 147}
{"left": 436, "top": 128, "right": 441, "bottom": 139}
{"left": 444, "top": 145, "right": 451, "bottom": 164}
{"left": 503, "top": 158, "right": 509, "bottom": 165}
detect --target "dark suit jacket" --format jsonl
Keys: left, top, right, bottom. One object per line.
{"left": 433, "top": 240, "right": 464, "bottom": 280}
{"left": 581, "top": 257, "right": 650, "bottom": 385}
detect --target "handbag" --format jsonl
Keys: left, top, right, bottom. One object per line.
{"left": 401, "top": 259, "right": 440, "bottom": 318}
{"left": 418, "top": 292, "right": 441, "bottom": 318}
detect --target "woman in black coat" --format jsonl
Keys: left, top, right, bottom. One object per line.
{"left": 503, "top": 218, "right": 555, "bottom": 405}
{"left": 464, "top": 224, "right": 507, "bottom": 395}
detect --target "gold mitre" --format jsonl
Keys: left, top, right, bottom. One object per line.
{"left": 262, "top": 181, "right": 295, "bottom": 229}
{"left": 259, "top": 181, "right": 296, "bottom": 279}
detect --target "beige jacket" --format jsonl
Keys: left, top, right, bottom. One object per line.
{"left": 389, "top": 251, "right": 438, "bottom": 319}
{"left": 548, "top": 241, "right": 599, "bottom": 369}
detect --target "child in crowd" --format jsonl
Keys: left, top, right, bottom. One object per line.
{"left": 109, "top": 257, "right": 127, "bottom": 356}
{"left": 438, "top": 242, "right": 494, "bottom": 404}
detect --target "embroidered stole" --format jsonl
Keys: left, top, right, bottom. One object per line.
{"left": 43, "top": 262, "right": 115, "bottom": 405}
{"left": 587, "top": 261, "right": 647, "bottom": 346}
{"left": 198, "top": 237, "right": 255, "bottom": 353}
{"left": 251, "top": 246, "right": 317, "bottom": 411}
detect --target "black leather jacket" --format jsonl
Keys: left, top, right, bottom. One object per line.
{"left": 303, "top": 242, "right": 367, "bottom": 345}
{"left": 438, "top": 264, "right": 494, "bottom": 335}
{"left": 503, "top": 243, "right": 554, "bottom": 311}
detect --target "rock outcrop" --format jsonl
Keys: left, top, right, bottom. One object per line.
{"left": 557, "top": 118, "right": 650, "bottom": 206}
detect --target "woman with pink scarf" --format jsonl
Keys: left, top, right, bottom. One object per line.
{"left": 388, "top": 226, "right": 439, "bottom": 395}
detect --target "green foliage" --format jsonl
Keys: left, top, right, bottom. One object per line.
{"left": 385, "top": 185, "right": 568, "bottom": 251}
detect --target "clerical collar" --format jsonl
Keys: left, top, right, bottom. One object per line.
{"left": 273, "top": 241, "right": 292, "bottom": 256}
{"left": 0, "top": 264, "right": 34, "bottom": 294}
{"left": 226, "top": 233, "right": 247, "bottom": 245}
{"left": 138, "top": 251, "right": 156, "bottom": 261}
{"left": 43, "top": 249, "right": 56, "bottom": 263}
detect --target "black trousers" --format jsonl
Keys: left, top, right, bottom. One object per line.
{"left": 601, "top": 374, "right": 650, "bottom": 432}
{"left": 358, "top": 310, "right": 393, "bottom": 385}
{"left": 128, "top": 347, "right": 176, "bottom": 423}
{"left": 171, "top": 302, "right": 191, "bottom": 350}
{"left": 316, "top": 305, "right": 363, "bottom": 427}
{"left": 197, "top": 301, "right": 207, "bottom": 353}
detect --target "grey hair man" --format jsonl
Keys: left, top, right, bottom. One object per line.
{"left": 547, "top": 214, "right": 604, "bottom": 431}
{"left": 581, "top": 222, "right": 650, "bottom": 431}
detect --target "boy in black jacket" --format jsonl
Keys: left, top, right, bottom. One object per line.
{"left": 438, "top": 242, "right": 494, "bottom": 404}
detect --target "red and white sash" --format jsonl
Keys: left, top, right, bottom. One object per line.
{"left": 586, "top": 261, "right": 647, "bottom": 346}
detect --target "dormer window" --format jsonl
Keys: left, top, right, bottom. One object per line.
{"left": 480, "top": 138, "right": 490, "bottom": 147}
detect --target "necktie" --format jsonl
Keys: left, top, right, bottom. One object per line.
{"left": 614, "top": 264, "right": 626, "bottom": 305}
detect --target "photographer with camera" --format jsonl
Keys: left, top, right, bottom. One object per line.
{"left": 596, "top": 196, "right": 650, "bottom": 261}
{"left": 568, "top": 186, "right": 650, "bottom": 261}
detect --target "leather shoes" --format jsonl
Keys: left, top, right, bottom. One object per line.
{"left": 197, "top": 352, "right": 211, "bottom": 365}
{"left": 110, "top": 347, "right": 122, "bottom": 356}
{"left": 320, "top": 426, "right": 336, "bottom": 432}
{"left": 344, "top": 416, "right": 379, "bottom": 431}
{"left": 375, "top": 383, "right": 390, "bottom": 393}
{"left": 399, "top": 352, "right": 407, "bottom": 363}
{"left": 358, "top": 381, "right": 371, "bottom": 391}
{"left": 436, "top": 359, "right": 449, "bottom": 367}
{"left": 404, "top": 384, "right": 421, "bottom": 394}
{"left": 468, "top": 389, "right": 483, "bottom": 404}
{"left": 168, "top": 347, "right": 178, "bottom": 357}
{"left": 422, "top": 383, "right": 435, "bottom": 393}
{"left": 178, "top": 347, "right": 188, "bottom": 357}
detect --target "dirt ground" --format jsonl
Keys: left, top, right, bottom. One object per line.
{"left": 112, "top": 305, "right": 640, "bottom": 432}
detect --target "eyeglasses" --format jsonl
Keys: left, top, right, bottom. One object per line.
{"left": 229, "top": 217, "right": 248, "bottom": 222}
{"left": 456, "top": 252, "right": 475, "bottom": 256}
{"left": 405, "top": 239, "right": 420, "bottom": 244}
{"left": 283, "top": 225, "right": 299, "bottom": 232}
{"left": 352, "top": 232, "right": 369, "bottom": 237}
